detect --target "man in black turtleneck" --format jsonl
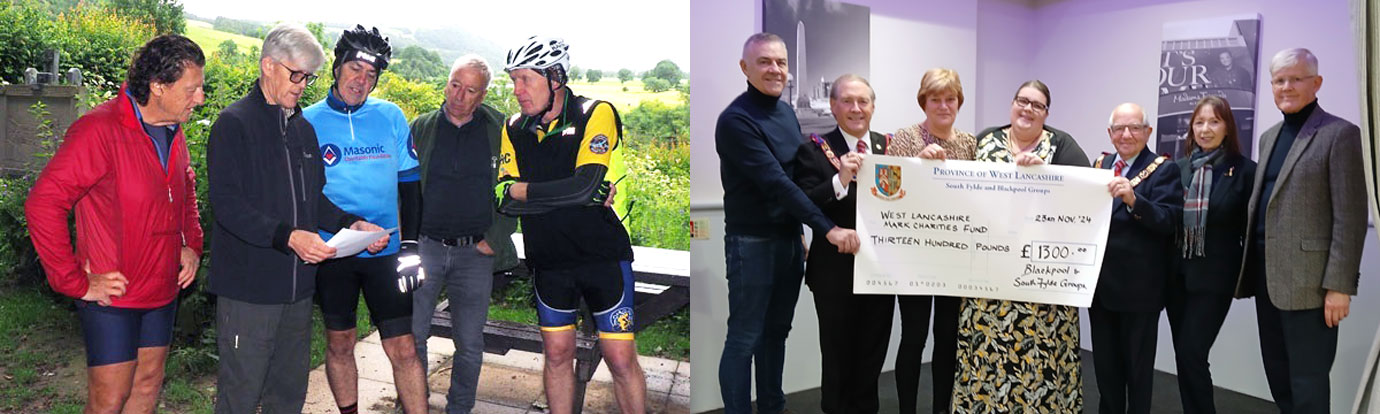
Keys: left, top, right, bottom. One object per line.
{"left": 714, "top": 32, "right": 859, "bottom": 414}
{"left": 1236, "top": 47, "right": 1367, "bottom": 413}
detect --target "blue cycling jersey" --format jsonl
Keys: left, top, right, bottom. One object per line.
{"left": 304, "top": 90, "right": 420, "bottom": 257}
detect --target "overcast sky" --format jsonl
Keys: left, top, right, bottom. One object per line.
{"left": 181, "top": 0, "right": 689, "bottom": 72}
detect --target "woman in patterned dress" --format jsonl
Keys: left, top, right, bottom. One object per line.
{"left": 887, "top": 68, "right": 976, "bottom": 414}
{"left": 949, "top": 80, "right": 1090, "bottom": 413}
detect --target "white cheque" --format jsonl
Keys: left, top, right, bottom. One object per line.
{"left": 853, "top": 156, "right": 1113, "bottom": 307}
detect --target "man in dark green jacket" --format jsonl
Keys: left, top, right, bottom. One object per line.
{"left": 404, "top": 54, "right": 517, "bottom": 414}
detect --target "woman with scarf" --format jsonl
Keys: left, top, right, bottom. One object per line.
{"left": 1166, "top": 95, "right": 1257, "bottom": 414}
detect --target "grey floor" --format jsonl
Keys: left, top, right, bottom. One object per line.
{"left": 705, "top": 350, "right": 1276, "bottom": 413}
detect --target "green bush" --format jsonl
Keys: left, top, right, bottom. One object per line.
{"left": 56, "top": 5, "right": 157, "bottom": 93}
{"left": 623, "top": 143, "right": 689, "bottom": 251}
{"left": 106, "top": 0, "right": 185, "bottom": 35}
{"left": 374, "top": 72, "right": 443, "bottom": 119}
{"left": 0, "top": 1, "right": 62, "bottom": 85}
{"left": 0, "top": 1, "right": 155, "bottom": 94}
{"left": 483, "top": 74, "right": 520, "bottom": 116}
{"left": 623, "top": 100, "right": 687, "bottom": 146}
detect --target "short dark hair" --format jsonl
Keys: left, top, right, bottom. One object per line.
{"left": 127, "top": 35, "right": 205, "bottom": 106}
{"left": 1182, "top": 95, "right": 1242, "bottom": 157}
{"left": 1014, "top": 79, "right": 1051, "bottom": 109}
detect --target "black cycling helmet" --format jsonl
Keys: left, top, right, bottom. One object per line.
{"left": 333, "top": 25, "right": 391, "bottom": 74}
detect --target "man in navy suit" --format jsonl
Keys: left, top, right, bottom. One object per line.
{"left": 791, "top": 74, "right": 892, "bottom": 414}
{"left": 1090, "top": 103, "right": 1183, "bottom": 414}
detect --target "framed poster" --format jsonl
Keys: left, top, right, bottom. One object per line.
{"left": 1157, "top": 14, "right": 1263, "bottom": 157}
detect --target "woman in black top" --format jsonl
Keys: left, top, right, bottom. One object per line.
{"left": 1166, "top": 95, "right": 1257, "bottom": 414}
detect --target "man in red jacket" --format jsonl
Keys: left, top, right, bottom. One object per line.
{"left": 25, "top": 34, "right": 206, "bottom": 414}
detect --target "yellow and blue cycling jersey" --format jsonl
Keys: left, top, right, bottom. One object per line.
{"left": 497, "top": 89, "right": 634, "bottom": 270}
{"left": 304, "top": 91, "right": 420, "bottom": 257}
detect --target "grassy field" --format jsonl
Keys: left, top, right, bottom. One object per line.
{"left": 184, "top": 20, "right": 262, "bottom": 55}
{"left": 569, "top": 79, "right": 684, "bottom": 112}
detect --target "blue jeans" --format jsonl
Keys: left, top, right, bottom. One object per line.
{"left": 720, "top": 234, "right": 805, "bottom": 414}
{"left": 411, "top": 238, "right": 494, "bottom": 414}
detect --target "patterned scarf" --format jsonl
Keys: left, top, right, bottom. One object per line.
{"left": 1182, "top": 148, "right": 1223, "bottom": 258}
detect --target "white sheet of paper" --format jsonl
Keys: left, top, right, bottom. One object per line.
{"left": 854, "top": 156, "right": 1113, "bottom": 307}
{"left": 325, "top": 227, "right": 397, "bottom": 258}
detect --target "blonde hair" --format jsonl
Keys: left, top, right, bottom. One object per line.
{"left": 916, "top": 68, "right": 963, "bottom": 110}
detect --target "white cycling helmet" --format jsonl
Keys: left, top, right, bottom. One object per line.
{"left": 505, "top": 36, "right": 570, "bottom": 80}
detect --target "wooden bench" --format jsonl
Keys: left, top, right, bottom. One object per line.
{"left": 429, "top": 235, "right": 688, "bottom": 412}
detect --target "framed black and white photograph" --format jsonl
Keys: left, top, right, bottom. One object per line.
{"left": 763, "top": 0, "right": 870, "bottom": 135}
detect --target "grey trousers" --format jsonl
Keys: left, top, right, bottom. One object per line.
{"left": 214, "top": 295, "right": 313, "bottom": 414}
{"left": 411, "top": 237, "right": 495, "bottom": 414}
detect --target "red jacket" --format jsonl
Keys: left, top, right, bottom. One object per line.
{"left": 25, "top": 86, "right": 204, "bottom": 309}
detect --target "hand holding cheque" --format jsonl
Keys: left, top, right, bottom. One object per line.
{"left": 852, "top": 155, "right": 1113, "bottom": 307}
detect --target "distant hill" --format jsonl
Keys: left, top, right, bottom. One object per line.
{"left": 188, "top": 16, "right": 504, "bottom": 69}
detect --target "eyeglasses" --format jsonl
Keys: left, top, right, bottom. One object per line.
{"left": 1269, "top": 75, "right": 1316, "bottom": 87}
{"left": 278, "top": 61, "right": 318, "bottom": 85}
{"left": 1110, "top": 124, "right": 1150, "bottom": 134}
{"left": 1013, "top": 97, "right": 1048, "bottom": 112}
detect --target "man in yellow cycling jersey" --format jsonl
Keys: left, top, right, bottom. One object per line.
{"left": 494, "top": 36, "right": 646, "bottom": 414}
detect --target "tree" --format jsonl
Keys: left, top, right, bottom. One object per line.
{"left": 306, "top": 22, "right": 329, "bottom": 53}
{"left": 392, "top": 45, "right": 447, "bottom": 83}
{"left": 617, "top": 68, "right": 633, "bottom": 83}
{"left": 216, "top": 39, "right": 238, "bottom": 58}
{"left": 646, "top": 59, "right": 683, "bottom": 86}
{"left": 586, "top": 69, "right": 602, "bottom": 83}
{"left": 483, "top": 73, "right": 519, "bottom": 116}
{"left": 107, "top": 0, "right": 184, "bottom": 34}
{"left": 643, "top": 77, "right": 671, "bottom": 93}
{"left": 212, "top": 16, "right": 264, "bottom": 38}
{"left": 568, "top": 65, "right": 582, "bottom": 81}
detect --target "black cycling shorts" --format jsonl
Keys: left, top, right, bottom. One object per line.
{"left": 534, "top": 260, "right": 635, "bottom": 339}
{"left": 316, "top": 254, "right": 413, "bottom": 338}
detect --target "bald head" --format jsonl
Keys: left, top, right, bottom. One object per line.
{"left": 1107, "top": 103, "right": 1152, "bottom": 159}
{"left": 1107, "top": 103, "right": 1147, "bottom": 126}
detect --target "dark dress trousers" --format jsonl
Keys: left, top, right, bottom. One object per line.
{"left": 1091, "top": 148, "right": 1182, "bottom": 414}
{"left": 1166, "top": 153, "right": 1255, "bottom": 414}
{"left": 792, "top": 128, "right": 895, "bottom": 414}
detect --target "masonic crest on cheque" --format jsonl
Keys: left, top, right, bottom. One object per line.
{"left": 871, "top": 164, "right": 905, "bottom": 201}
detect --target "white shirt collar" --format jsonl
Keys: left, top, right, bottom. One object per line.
{"left": 841, "top": 128, "right": 869, "bottom": 153}
{"left": 1113, "top": 152, "right": 1140, "bottom": 176}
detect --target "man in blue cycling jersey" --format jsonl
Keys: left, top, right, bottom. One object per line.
{"left": 301, "top": 25, "right": 426, "bottom": 414}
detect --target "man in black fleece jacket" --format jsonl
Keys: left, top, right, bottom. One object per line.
{"left": 714, "top": 32, "right": 858, "bottom": 414}
{"left": 206, "top": 23, "right": 385, "bottom": 414}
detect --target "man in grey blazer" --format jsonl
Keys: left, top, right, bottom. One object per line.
{"left": 1235, "top": 47, "right": 1367, "bottom": 413}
